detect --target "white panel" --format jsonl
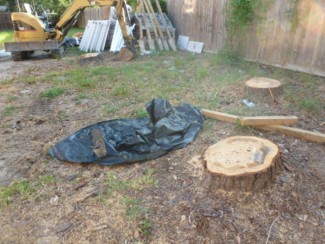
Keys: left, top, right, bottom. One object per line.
{"left": 187, "top": 41, "right": 204, "bottom": 53}
{"left": 177, "top": 35, "right": 190, "bottom": 51}
{"left": 79, "top": 20, "right": 111, "bottom": 53}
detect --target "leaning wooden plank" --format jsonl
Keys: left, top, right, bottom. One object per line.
{"left": 201, "top": 109, "right": 239, "bottom": 123}
{"left": 241, "top": 116, "right": 299, "bottom": 126}
{"left": 255, "top": 125, "right": 325, "bottom": 143}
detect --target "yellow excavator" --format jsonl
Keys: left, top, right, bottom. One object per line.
{"left": 5, "top": 0, "right": 135, "bottom": 61}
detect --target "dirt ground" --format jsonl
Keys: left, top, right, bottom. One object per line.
{"left": 0, "top": 52, "right": 324, "bottom": 244}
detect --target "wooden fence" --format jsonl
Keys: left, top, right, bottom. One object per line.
{"left": 76, "top": 6, "right": 111, "bottom": 28}
{"left": 167, "top": 0, "right": 325, "bottom": 77}
{"left": 0, "top": 13, "right": 13, "bottom": 30}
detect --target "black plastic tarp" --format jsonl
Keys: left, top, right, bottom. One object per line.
{"left": 49, "top": 98, "right": 204, "bottom": 165}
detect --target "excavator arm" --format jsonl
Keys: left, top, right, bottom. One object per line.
{"left": 54, "top": 0, "right": 130, "bottom": 43}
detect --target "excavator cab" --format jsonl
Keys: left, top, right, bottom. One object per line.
{"left": 11, "top": 12, "right": 53, "bottom": 42}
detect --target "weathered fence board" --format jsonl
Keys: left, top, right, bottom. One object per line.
{"left": 0, "top": 13, "right": 13, "bottom": 30}
{"left": 167, "top": 0, "right": 325, "bottom": 77}
{"left": 76, "top": 6, "right": 110, "bottom": 28}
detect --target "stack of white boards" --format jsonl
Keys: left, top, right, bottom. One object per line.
{"left": 79, "top": 20, "right": 111, "bottom": 52}
{"left": 79, "top": 20, "right": 135, "bottom": 53}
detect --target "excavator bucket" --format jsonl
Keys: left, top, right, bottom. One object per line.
{"left": 115, "top": 47, "right": 136, "bottom": 62}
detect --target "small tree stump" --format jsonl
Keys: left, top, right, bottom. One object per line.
{"left": 245, "top": 77, "right": 283, "bottom": 97}
{"left": 115, "top": 47, "right": 136, "bottom": 62}
{"left": 204, "top": 136, "right": 281, "bottom": 191}
{"left": 78, "top": 53, "right": 103, "bottom": 65}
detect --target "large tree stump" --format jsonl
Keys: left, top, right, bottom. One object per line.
{"left": 245, "top": 77, "right": 283, "bottom": 97}
{"left": 204, "top": 136, "right": 281, "bottom": 191}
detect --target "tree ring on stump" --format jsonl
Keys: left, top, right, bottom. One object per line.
{"left": 204, "top": 136, "right": 281, "bottom": 191}
{"left": 245, "top": 77, "right": 283, "bottom": 97}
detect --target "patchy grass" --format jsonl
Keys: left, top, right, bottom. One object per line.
{"left": 106, "top": 169, "right": 157, "bottom": 196}
{"left": 0, "top": 180, "right": 35, "bottom": 208}
{"left": 32, "top": 52, "right": 323, "bottom": 118}
{"left": 297, "top": 98, "right": 321, "bottom": 112}
{"left": 106, "top": 172, "right": 130, "bottom": 196}
{"left": 2, "top": 105, "right": 16, "bottom": 117}
{"left": 40, "top": 87, "right": 65, "bottom": 99}
{"left": 37, "top": 175, "right": 56, "bottom": 187}
{"left": 133, "top": 107, "right": 148, "bottom": 118}
{"left": 0, "top": 174, "right": 57, "bottom": 208}
{"left": 122, "top": 196, "right": 148, "bottom": 220}
{"left": 139, "top": 218, "right": 152, "bottom": 236}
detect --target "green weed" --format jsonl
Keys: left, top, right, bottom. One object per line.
{"left": 76, "top": 79, "right": 96, "bottom": 90}
{"left": 112, "top": 83, "right": 130, "bottom": 97}
{"left": 106, "top": 172, "right": 129, "bottom": 195}
{"left": 0, "top": 180, "right": 35, "bottom": 208}
{"left": 76, "top": 93, "right": 88, "bottom": 102}
{"left": 297, "top": 98, "right": 321, "bottom": 113}
{"left": 139, "top": 219, "right": 152, "bottom": 236}
{"left": 90, "top": 66, "right": 111, "bottom": 76}
{"left": 174, "top": 57, "right": 187, "bottom": 68}
{"left": 196, "top": 91, "right": 220, "bottom": 108}
{"left": 24, "top": 77, "right": 39, "bottom": 84}
{"left": 130, "top": 169, "right": 158, "bottom": 191}
{"left": 2, "top": 105, "right": 16, "bottom": 117}
{"left": 103, "top": 104, "right": 119, "bottom": 116}
{"left": 196, "top": 66, "right": 208, "bottom": 79}
{"left": 37, "top": 175, "right": 56, "bottom": 187}
{"left": 122, "top": 196, "right": 150, "bottom": 220}
{"left": 41, "top": 87, "right": 65, "bottom": 99}
{"left": 122, "top": 196, "right": 143, "bottom": 220}
{"left": 106, "top": 169, "right": 157, "bottom": 195}
{"left": 133, "top": 107, "right": 148, "bottom": 118}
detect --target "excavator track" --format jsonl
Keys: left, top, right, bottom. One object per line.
{"left": 11, "top": 51, "right": 27, "bottom": 61}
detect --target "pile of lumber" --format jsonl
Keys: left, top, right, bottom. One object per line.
{"left": 201, "top": 109, "right": 325, "bottom": 144}
{"left": 136, "top": 0, "right": 177, "bottom": 52}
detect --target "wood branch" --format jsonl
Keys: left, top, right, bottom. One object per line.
{"left": 204, "top": 136, "right": 281, "bottom": 191}
{"left": 201, "top": 109, "right": 298, "bottom": 126}
{"left": 255, "top": 125, "right": 325, "bottom": 143}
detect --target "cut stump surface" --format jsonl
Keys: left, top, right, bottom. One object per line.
{"left": 204, "top": 136, "right": 281, "bottom": 191}
{"left": 245, "top": 77, "right": 283, "bottom": 97}
{"left": 78, "top": 53, "right": 103, "bottom": 65}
